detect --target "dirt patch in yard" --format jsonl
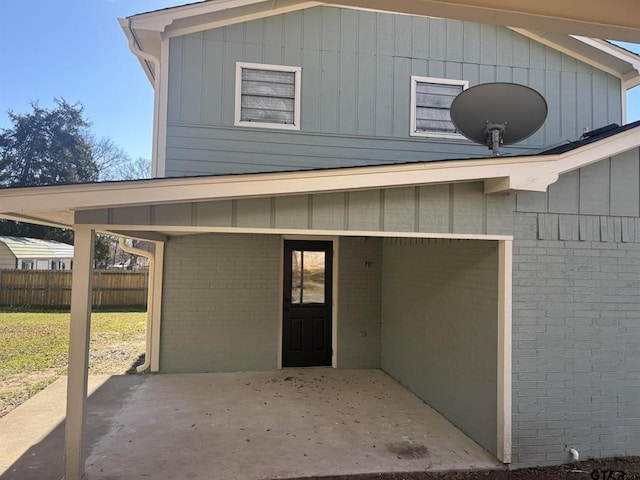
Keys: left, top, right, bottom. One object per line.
{"left": 289, "top": 457, "right": 640, "bottom": 480}
{"left": 0, "top": 310, "right": 145, "bottom": 418}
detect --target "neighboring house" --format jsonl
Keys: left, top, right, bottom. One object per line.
{"left": 0, "top": 236, "right": 73, "bottom": 270}
{"left": 1, "top": 2, "right": 639, "bottom": 479}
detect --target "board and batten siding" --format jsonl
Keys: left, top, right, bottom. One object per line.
{"left": 75, "top": 182, "right": 515, "bottom": 237}
{"left": 516, "top": 147, "right": 640, "bottom": 240}
{"left": 165, "top": 6, "right": 623, "bottom": 177}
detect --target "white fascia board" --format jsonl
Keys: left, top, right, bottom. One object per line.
{"left": 129, "top": 0, "right": 321, "bottom": 36}
{"left": 87, "top": 225, "right": 515, "bottom": 241}
{"left": 510, "top": 28, "right": 640, "bottom": 86}
{"left": 0, "top": 127, "right": 638, "bottom": 222}
{"left": 127, "top": 0, "right": 267, "bottom": 31}
{"left": 125, "top": 0, "right": 639, "bottom": 77}
{"left": 325, "top": 0, "right": 640, "bottom": 43}
{"left": 0, "top": 212, "right": 74, "bottom": 229}
{"left": 572, "top": 36, "right": 640, "bottom": 88}
{"left": 162, "top": 1, "right": 322, "bottom": 39}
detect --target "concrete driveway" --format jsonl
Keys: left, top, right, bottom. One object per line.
{"left": 0, "top": 369, "right": 502, "bottom": 480}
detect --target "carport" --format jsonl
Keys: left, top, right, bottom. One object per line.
{"left": 0, "top": 161, "right": 518, "bottom": 480}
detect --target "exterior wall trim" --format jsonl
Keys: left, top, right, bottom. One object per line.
{"left": 497, "top": 239, "right": 513, "bottom": 463}
{"left": 150, "top": 242, "right": 164, "bottom": 372}
{"left": 82, "top": 224, "right": 515, "bottom": 240}
{"left": 156, "top": 37, "right": 170, "bottom": 177}
{"left": 409, "top": 75, "right": 469, "bottom": 140}
{"left": 234, "top": 62, "right": 302, "bottom": 131}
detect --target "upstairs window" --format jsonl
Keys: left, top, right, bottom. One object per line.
{"left": 235, "top": 62, "right": 301, "bottom": 130}
{"left": 410, "top": 76, "right": 468, "bottom": 138}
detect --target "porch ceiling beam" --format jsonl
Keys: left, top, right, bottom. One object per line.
{"left": 0, "top": 213, "right": 70, "bottom": 229}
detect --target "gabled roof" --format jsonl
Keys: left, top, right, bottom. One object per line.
{"left": 0, "top": 236, "right": 74, "bottom": 259}
{"left": 119, "top": 0, "right": 640, "bottom": 86}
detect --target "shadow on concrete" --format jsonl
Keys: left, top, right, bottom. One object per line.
{"left": 0, "top": 375, "right": 146, "bottom": 480}
{"left": 125, "top": 353, "right": 146, "bottom": 374}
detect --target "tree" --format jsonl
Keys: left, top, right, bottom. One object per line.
{"left": 0, "top": 99, "right": 141, "bottom": 267}
{"left": 116, "top": 157, "right": 151, "bottom": 181}
{"left": 90, "top": 136, "right": 131, "bottom": 181}
{"left": 0, "top": 99, "right": 98, "bottom": 187}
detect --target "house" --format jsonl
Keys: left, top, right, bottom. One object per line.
{"left": 0, "top": 1, "right": 639, "bottom": 479}
{"left": 0, "top": 236, "right": 73, "bottom": 270}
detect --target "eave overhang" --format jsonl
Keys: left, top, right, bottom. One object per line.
{"left": 121, "top": 0, "right": 640, "bottom": 88}
{"left": 1, "top": 125, "right": 638, "bottom": 232}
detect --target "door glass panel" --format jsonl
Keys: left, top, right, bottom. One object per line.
{"left": 290, "top": 250, "right": 325, "bottom": 304}
{"left": 291, "top": 251, "right": 302, "bottom": 304}
{"left": 302, "top": 251, "right": 325, "bottom": 303}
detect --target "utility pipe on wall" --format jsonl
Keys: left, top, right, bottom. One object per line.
{"left": 119, "top": 238, "right": 154, "bottom": 373}
{"left": 570, "top": 448, "right": 580, "bottom": 461}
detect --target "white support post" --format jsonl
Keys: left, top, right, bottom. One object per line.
{"left": 497, "top": 239, "right": 513, "bottom": 464}
{"left": 64, "top": 227, "right": 95, "bottom": 480}
{"left": 150, "top": 241, "right": 164, "bottom": 372}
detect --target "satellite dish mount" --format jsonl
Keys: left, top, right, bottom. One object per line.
{"left": 484, "top": 122, "right": 506, "bottom": 156}
{"left": 450, "top": 83, "right": 548, "bottom": 157}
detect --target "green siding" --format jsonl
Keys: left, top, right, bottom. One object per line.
{"left": 380, "top": 238, "right": 499, "bottom": 455}
{"left": 164, "top": 6, "right": 623, "bottom": 177}
{"left": 517, "top": 148, "right": 640, "bottom": 219}
{"left": 76, "top": 183, "right": 516, "bottom": 237}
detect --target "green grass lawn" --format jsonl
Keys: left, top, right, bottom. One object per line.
{"left": 0, "top": 310, "right": 146, "bottom": 417}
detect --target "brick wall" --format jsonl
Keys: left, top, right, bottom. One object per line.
{"left": 381, "top": 238, "right": 499, "bottom": 456}
{"left": 512, "top": 212, "right": 640, "bottom": 466}
{"left": 337, "top": 237, "right": 382, "bottom": 368}
{"left": 160, "top": 233, "right": 281, "bottom": 373}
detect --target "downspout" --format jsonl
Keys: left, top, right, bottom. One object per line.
{"left": 123, "top": 18, "right": 162, "bottom": 177}
{"left": 119, "top": 238, "right": 154, "bottom": 373}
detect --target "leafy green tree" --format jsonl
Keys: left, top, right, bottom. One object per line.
{"left": 0, "top": 99, "right": 131, "bottom": 267}
{"left": 0, "top": 99, "right": 98, "bottom": 187}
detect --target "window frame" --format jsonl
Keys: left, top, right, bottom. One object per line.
{"left": 234, "top": 62, "right": 302, "bottom": 131}
{"left": 410, "top": 76, "right": 469, "bottom": 139}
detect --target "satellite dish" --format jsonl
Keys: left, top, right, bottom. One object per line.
{"left": 450, "top": 82, "right": 547, "bottom": 156}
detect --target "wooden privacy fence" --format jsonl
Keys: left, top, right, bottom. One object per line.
{"left": 0, "top": 270, "right": 148, "bottom": 308}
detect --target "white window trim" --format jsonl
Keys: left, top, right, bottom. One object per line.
{"left": 410, "top": 75, "right": 469, "bottom": 139}
{"left": 234, "top": 62, "right": 302, "bottom": 131}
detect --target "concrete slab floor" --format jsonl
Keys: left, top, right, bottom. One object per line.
{"left": 87, "top": 369, "right": 501, "bottom": 479}
{"left": 0, "top": 369, "right": 503, "bottom": 480}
